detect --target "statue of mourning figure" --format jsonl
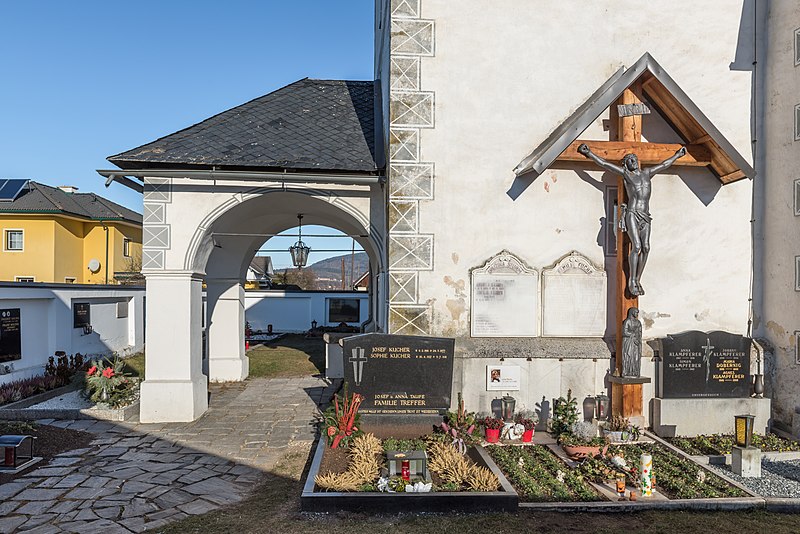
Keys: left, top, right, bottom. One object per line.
{"left": 621, "top": 307, "right": 642, "bottom": 377}
{"left": 578, "top": 143, "right": 686, "bottom": 297}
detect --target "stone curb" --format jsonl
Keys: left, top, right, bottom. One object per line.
{"left": 691, "top": 450, "right": 800, "bottom": 466}
{"left": 765, "top": 498, "right": 800, "bottom": 512}
{"left": 0, "top": 383, "right": 79, "bottom": 410}
{"left": 0, "top": 400, "right": 139, "bottom": 422}
{"left": 518, "top": 497, "right": 765, "bottom": 512}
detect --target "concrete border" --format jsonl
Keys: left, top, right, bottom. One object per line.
{"left": 0, "top": 400, "right": 140, "bottom": 422}
{"left": 301, "top": 436, "right": 519, "bottom": 513}
{"left": 518, "top": 497, "right": 765, "bottom": 512}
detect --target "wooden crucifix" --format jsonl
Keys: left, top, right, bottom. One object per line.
{"left": 573, "top": 83, "right": 689, "bottom": 420}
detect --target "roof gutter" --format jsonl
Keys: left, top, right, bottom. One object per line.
{"left": 98, "top": 168, "right": 384, "bottom": 193}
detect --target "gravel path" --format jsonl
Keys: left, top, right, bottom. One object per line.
{"left": 709, "top": 459, "right": 800, "bottom": 497}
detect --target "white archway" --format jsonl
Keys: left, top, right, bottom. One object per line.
{"left": 139, "top": 177, "right": 386, "bottom": 422}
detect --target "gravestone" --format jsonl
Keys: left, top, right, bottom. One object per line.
{"left": 73, "top": 302, "right": 90, "bottom": 328}
{"left": 657, "top": 330, "right": 751, "bottom": 398}
{"left": 470, "top": 250, "right": 538, "bottom": 337}
{"left": 542, "top": 251, "right": 606, "bottom": 337}
{"left": 342, "top": 333, "right": 455, "bottom": 415}
{"left": 0, "top": 308, "right": 21, "bottom": 363}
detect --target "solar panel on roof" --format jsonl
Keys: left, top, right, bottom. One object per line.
{"left": 0, "top": 179, "right": 29, "bottom": 201}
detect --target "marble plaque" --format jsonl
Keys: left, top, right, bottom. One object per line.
{"left": 470, "top": 251, "right": 538, "bottom": 337}
{"left": 542, "top": 252, "right": 607, "bottom": 337}
{"left": 486, "top": 365, "right": 521, "bottom": 391}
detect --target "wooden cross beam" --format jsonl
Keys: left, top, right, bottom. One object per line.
{"left": 557, "top": 140, "right": 711, "bottom": 167}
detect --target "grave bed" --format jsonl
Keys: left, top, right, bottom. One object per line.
{"left": 301, "top": 436, "right": 518, "bottom": 513}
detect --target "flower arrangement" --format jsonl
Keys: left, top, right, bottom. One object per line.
{"left": 323, "top": 383, "right": 364, "bottom": 449}
{"left": 84, "top": 356, "right": 137, "bottom": 408}
{"left": 482, "top": 416, "right": 505, "bottom": 430}
{"left": 514, "top": 413, "right": 537, "bottom": 431}
{"left": 439, "top": 392, "right": 477, "bottom": 453}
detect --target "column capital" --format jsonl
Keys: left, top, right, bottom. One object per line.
{"left": 144, "top": 270, "right": 205, "bottom": 281}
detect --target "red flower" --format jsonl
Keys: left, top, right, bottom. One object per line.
{"left": 87, "top": 366, "right": 97, "bottom": 376}
{"left": 102, "top": 368, "right": 114, "bottom": 378}
{"left": 327, "top": 426, "right": 337, "bottom": 436}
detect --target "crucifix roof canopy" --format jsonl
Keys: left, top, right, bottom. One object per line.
{"left": 513, "top": 53, "right": 755, "bottom": 184}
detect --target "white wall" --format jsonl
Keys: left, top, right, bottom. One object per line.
{"left": 243, "top": 290, "right": 370, "bottom": 333}
{"left": 0, "top": 283, "right": 145, "bottom": 384}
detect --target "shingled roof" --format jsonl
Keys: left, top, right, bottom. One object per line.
{"left": 108, "top": 79, "right": 379, "bottom": 173}
{"left": 0, "top": 182, "right": 142, "bottom": 224}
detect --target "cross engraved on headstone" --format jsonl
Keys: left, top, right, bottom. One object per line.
{"left": 702, "top": 337, "right": 715, "bottom": 383}
{"left": 349, "top": 347, "right": 367, "bottom": 386}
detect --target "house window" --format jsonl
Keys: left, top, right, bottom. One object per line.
{"left": 65, "top": 277, "right": 76, "bottom": 284}
{"left": 15, "top": 276, "right": 34, "bottom": 282}
{"left": 604, "top": 186, "right": 618, "bottom": 256}
{"left": 123, "top": 238, "right": 131, "bottom": 258}
{"left": 4, "top": 230, "right": 23, "bottom": 251}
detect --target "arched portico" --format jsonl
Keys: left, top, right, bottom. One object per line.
{"left": 138, "top": 177, "right": 386, "bottom": 423}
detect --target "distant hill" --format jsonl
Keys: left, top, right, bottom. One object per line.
{"left": 309, "top": 252, "right": 369, "bottom": 290}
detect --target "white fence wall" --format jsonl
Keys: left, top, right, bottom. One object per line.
{"left": 0, "top": 283, "right": 145, "bottom": 384}
{"left": 243, "top": 290, "right": 370, "bottom": 333}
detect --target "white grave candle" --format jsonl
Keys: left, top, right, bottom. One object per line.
{"left": 640, "top": 453, "right": 653, "bottom": 497}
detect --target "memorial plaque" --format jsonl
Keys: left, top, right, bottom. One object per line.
{"left": 542, "top": 251, "right": 607, "bottom": 337}
{"left": 486, "top": 365, "right": 521, "bottom": 391}
{"left": 658, "top": 330, "right": 751, "bottom": 398}
{"left": 470, "top": 251, "right": 538, "bottom": 337}
{"left": 342, "top": 333, "right": 455, "bottom": 414}
{"left": 0, "top": 308, "right": 21, "bottom": 363}
{"left": 73, "top": 302, "right": 90, "bottom": 328}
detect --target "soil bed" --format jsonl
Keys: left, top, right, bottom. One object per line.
{"left": 0, "top": 420, "right": 93, "bottom": 483}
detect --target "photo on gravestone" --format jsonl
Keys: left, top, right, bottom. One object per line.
{"left": 658, "top": 330, "right": 751, "bottom": 398}
{"left": 342, "top": 333, "right": 455, "bottom": 414}
{"left": 0, "top": 308, "right": 22, "bottom": 363}
{"left": 73, "top": 302, "right": 91, "bottom": 329}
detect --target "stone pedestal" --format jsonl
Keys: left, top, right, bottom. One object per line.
{"left": 732, "top": 446, "right": 762, "bottom": 477}
{"left": 652, "top": 397, "right": 771, "bottom": 437}
{"left": 609, "top": 375, "right": 650, "bottom": 429}
{"left": 323, "top": 333, "right": 349, "bottom": 379}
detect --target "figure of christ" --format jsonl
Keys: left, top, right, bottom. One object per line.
{"left": 578, "top": 143, "right": 686, "bottom": 296}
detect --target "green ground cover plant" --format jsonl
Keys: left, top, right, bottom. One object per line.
{"left": 487, "top": 445, "right": 601, "bottom": 502}
{"left": 667, "top": 434, "right": 800, "bottom": 455}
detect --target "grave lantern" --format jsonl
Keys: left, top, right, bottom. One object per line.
{"left": 595, "top": 393, "right": 610, "bottom": 421}
{"left": 311, "top": 320, "right": 318, "bottom": 330}
{"left": 0, "top": 435, "right": 34, "bottom": 470}
{"left": 386, "top": 450, "right": 430, "bottom": 482}
{"left": 288, "top": 214, "right": 311, "bottom": 268}
{"left": 734, "top": 414, "right": 756, "bottom": 448}
{"left": 501, "top": 395, "right": 516, "bottom": 422}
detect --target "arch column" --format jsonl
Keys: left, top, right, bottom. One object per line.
{"left": 206, "top": 278, "right": 249, "bottom": 382}
{"left": 140, "top": 271, "right": 208, "bottom": 422}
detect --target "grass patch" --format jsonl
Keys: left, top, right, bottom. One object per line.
{"left": 247, "top": 334, "right": 325, "bottom": 378}
{"left": 159, "top": 446, "right": 800, "bottom": 534}
{"left": 122, "top": 352, "right": 145, "bottom": 378}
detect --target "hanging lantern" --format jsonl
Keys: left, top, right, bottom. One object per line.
{"left": 288, "top": 214, "right": 311, "bottom": 268}
{"left": 501, "top": 395, "right": 516, "bottom": 422}
{"left": 734, "top": 414, "right": 756, "bottom": 448}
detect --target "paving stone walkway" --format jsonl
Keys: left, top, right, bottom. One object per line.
{"left": 0, "top": 376, "right": 338, "bottom": 533}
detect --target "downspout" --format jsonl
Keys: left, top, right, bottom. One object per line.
{"left": 102, "top": 222, "right": 109, "bottom": 284}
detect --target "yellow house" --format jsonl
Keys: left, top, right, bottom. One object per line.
{"left": 0, "top": 180, "right": 142, "bottom": 284}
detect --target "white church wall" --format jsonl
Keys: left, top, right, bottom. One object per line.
{"left": 383, "top": 0, "right": 756, "bottom": 418}
{"left": 416, "top": 0, "right": 753, "bottom": 341}
{"left": 0, "top": 284, "right": 145, "bottom": 385}
{"left": 761, "top": 1, "right": 800, "bottom": 429}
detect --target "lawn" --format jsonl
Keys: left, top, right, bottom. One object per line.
{"left": 122, "top": 351, "right": 145, "bottom": 377}
{"left": 247, "top": 334, "right": 325, "bottom": 378}
{"left": 161, "top": 447, "right": 800, "bottom": 534}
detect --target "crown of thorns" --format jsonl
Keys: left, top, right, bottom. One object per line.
{"left": 622, "top": 154, "right": 639, "bottom": 165}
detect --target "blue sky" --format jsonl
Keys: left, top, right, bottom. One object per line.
{"left": 0, "top": 1, "right": 373, "bottom": 268}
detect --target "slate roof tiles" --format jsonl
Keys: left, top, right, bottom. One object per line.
{"left": 108, "top": 79, "right": 378, "bottom": 173}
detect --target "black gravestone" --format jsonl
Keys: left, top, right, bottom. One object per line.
{"left": 342, "top": 333, "right": 455, "bottom": 415}
{"left": 73, "top": 303, "right": 90, "bottom": 328}
{"left": 658, "top": 330, "right": 751, "bottom": 398}
{"left": 0, "top": 308, "right": 21, "bottom": 363}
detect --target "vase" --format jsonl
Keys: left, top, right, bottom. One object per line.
{"left": 522, "top": 429, "right": 534, "bottom": 443}
{"left": 100, "top": 387, "right": 109, "bottom": 402}
{"left": 753, "top": 374, "right": 765, "bottom": 398}
{"left": 485, "top": 428, "right": 500, "bottom": 443}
